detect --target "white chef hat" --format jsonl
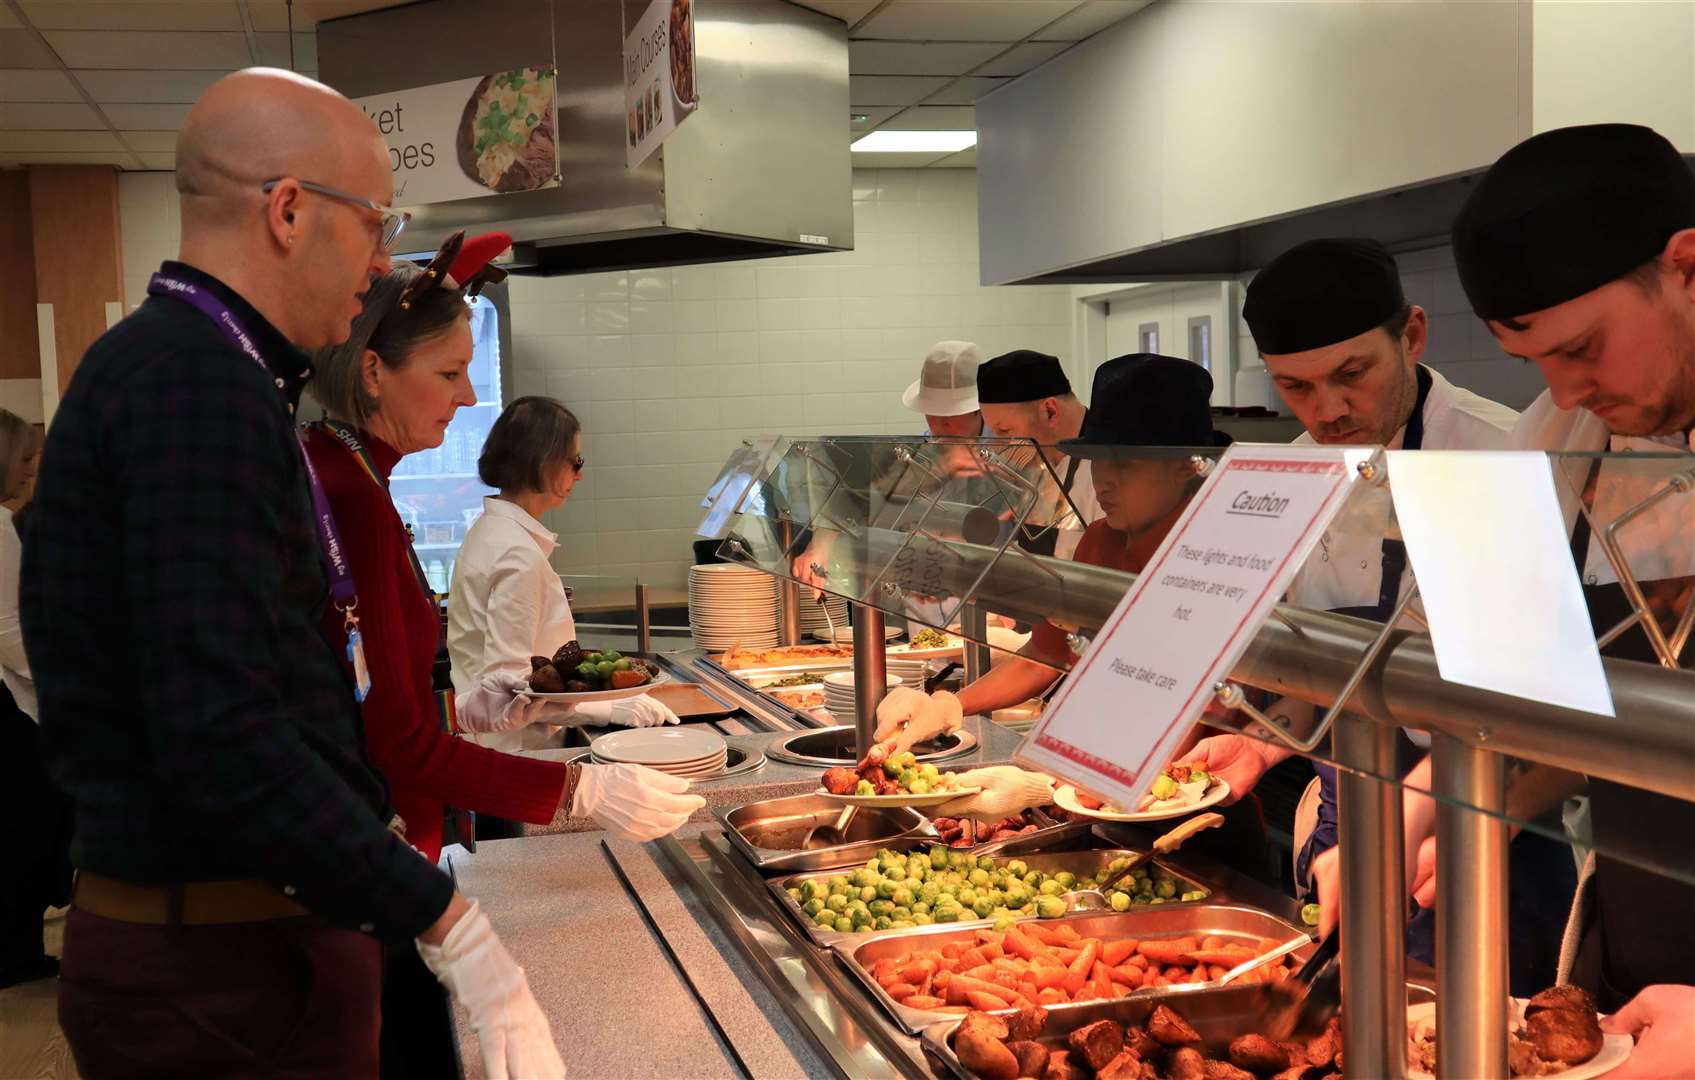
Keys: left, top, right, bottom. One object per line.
{"left": 901, "top": 340, "right": 982, "bottom": 417}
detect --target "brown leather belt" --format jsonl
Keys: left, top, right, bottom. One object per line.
{"left": 73, "top": 872, "right": 309, "bottom": 926}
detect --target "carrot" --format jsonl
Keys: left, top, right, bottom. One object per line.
{"left": 950, "top": 974, "right": 1015, "bottom": 1002}
{"left": 1091, "top": 962, "right": 1115, "bottom": 998}
{"left": 876, "top": 972, "right": 905, "bottom": 990}
{"left": 1070, "top": 988, "right": 1099, "bottom": 1003}
{"left": 1136, "top": 937, "right": 1200, "bottom": 967}
{"left": 1049, "top": 946, "right": 1082, "bottom": 964}
{"left": 1154, "top": 976, "right": 1171, "bottom": 987}
{"left": 1104, "top": 963, "right": 1141, "bottom": 987}
{"left": 1037, "top": 987, "right": 1068, "bottom": 1006}
{"left": 992, "top": 972, "right": 1022, "bottom": 993}
{"left": 1019, "top": 980, "right": 1041, "bottom": 1002}
{"left": 1031, "top": 965, "right": 1070, "bottom": 990}
{"left": 979, "top": 943, "right": 1005, "bottom": 961}
{"left": 905, "top": 995, "right": 946, "bottom": 1010}
{"left": 991, "top": 957, "right": 1024, "bottom": 976}
{"left": 1101, "top": 939, "right": 1137, "bottom": 967}
{"left": 870, "top": 958, "right": 898, "bottom": 979}
{"left": 966, "top": 964, "right": 998, "bottom": 981}
{"left": 1022, "top": 923, "right": 1065, "bottom": 947}
{"left": 958, "top": 946, "right": 988, "bottom": 968}
{"left": 935, "top": 1006, "right": 969, "bottom": 1015}
{"left": 1140, "top": 967, "right": 1162, "bottom": 989}
{"left": 1202, "top": 935, "right": 1229, "bottom": 951}
{"left": 941, "top": 942, "right": 966, "bottom": 960}
{"left": 1108, "top": 981, "right": 1130, "bottom": 999}
{"left": 937, "top": 957, "right": 959, "bottom": 973}
{"left": 896, "top": 957, "right": 937, "bottom": 983}
{"left": 1254, "top": 936, "right": 1283, "bottom": 955}
{"left": 1004, "top": 928, "right": 1043, "bottom": 961}
{"left": 1065, "top": 941, "right": 1100, "bottom": 995}
{"left": 1054, "top": 925, "right": 1082, "bottom": 942}
{"left": 975, "top": 930, "right": 1006, "bottom": 946}
{"left": 886, "top": 983, "right": 919, "bottom": 1001}
{"left": 967, "top": 990, "right": 1012, "bottom": 1011}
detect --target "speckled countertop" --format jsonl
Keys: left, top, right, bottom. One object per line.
{"left": 442, "top": 825, "right": 833, "bottom": 1080}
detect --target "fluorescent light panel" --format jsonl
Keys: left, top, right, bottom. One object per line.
{"left": 851, "top": 130, "right": 977, "bottom": 153}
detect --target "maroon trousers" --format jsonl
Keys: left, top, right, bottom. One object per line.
{"left": 58, "top": 907, "right": 382, "bottom": 1079}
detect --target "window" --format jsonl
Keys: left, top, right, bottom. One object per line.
{"left": 389, "top": 293, "right": 503, "bottom": 592}
{"left": 1187, "top": 315, "right": 1212, "bottom": 371}
{"left": 1138, "top": 322, "right": 1160, "bottom": 353}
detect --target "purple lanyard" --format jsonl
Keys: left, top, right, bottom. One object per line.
{"left": 147, "top": 273, "right": 359, "bottom": 613}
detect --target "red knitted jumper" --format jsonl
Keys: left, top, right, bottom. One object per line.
{"left": 304, "top": 426, "right": 564, "bottom": 861}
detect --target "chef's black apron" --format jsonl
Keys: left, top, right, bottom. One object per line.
{"left": 1565, "top": 460, "right": 1695, "bottom": 1011}
{"left": 1016, "top": 430, "right": 1087, "bottom": 559}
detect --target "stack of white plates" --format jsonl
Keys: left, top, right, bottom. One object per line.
{"left": 821, "top": 671, "right": 903, "bottom": 718}
{"left": 885, "top": 657, "right": 931, "bottom": 689}
{"left": 688, "top": 563, "right": 779, "bottom": 650}
{"left": 589, "top": 727, "right": 727, "bottom": 779}
{"left": 791, "top": 591, "right": 848, "bottom": 638}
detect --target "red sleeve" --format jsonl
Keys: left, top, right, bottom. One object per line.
{"left": 308, "top": 436, "right": 565, "bottom": 825}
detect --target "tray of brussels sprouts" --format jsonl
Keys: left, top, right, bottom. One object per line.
{"left": 767, "top": 845, "right": 1210, "bottom": 949}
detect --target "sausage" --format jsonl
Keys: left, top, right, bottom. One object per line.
{"left": 1007, "top": 1040, "right": 1049, "bottom": 1078}
{"left": 1007, "top": 1003, "right": 1048, "bottom": 1042}
{"left": 1229, "top": 1034, "right": 1296, "bottom": 1073}
{"left": 1202, "top": 1062, "right": 1256, "bottom": 1080}
{"left": 1066, "top": 1019, "right": 1126, "bottom": 1071}
{"left": 1095, "top": 1050, "right": 1144, "bottom": 1080}
{"left": 1124, "top": 1025, "right": 1161, "bottom": 1060}
{"left": 1167, "top": 1047, "right": 1207, "bottom": 1080}
{"left": 1147, "top": 1004, "right": 1203, "bottom": 1046}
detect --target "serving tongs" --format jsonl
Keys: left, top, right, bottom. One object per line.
{"left": 1059, "top": 812, "right": 1224, "bottom": 912}
{"left": 1245, "top": 926, "right": 1341, "bottom": 1038}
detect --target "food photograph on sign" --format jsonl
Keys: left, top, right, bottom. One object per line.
{"left": 669, "top": 0, "right": 697, "bottom": 110}
{"left": 456, "top": 65, "right": 558, "bottom": 193}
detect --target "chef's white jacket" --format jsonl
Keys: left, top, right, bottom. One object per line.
{"left": 0, "top": 505, "right": 36, "bottom": 722}
{"left": 1286, "top": 366, "right": 1520, "bottom": 613}
{"left": 448, "top": 497, "right": 577, "bottom": 751}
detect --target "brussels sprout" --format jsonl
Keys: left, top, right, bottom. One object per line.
{"left": 786, "top": 887, "right": 802, "bottom": 901}
{"left": 576, "top": 662, "right": 600, "bottom": 682}
{"left": 1037, "top": 896, "right": 1068, "bottom": 919}
{"left": 929, "top": 846, "right": 950, "bottom": 870}
{"left": 912, "top": 900, "right": 931, "bottom": 916}
{"left": 920, "top": 764, "right": 940, "bottom": 781}
{"left": 874, "top": 916, "right": 892, "bottom": 930}
{"left": 891, "top": 907, "right": 911, "bottom": 921}
{"left": 814, "top": 909, "right": 836, "bottom": 928}
{"left": 595, "top": 660, "right": 616, "bottom": 679}
{"left": 601, "top": 650, "right": 622, "bottom": 662}
{"left": 932, "top": 907, "right": 958, "bottom": 923}
{"left": 1300, "top": 903, "right": 1322, "bottom": 927}
{"left": 949, "top": 852, "right": 972, "bottom": 871}
{"left": 994, "top": 916, "right": 1017, "bottom": 933}
{"left": 855, "top": 779, "right": 875, "bottom": 796}
{"left": 957, "top": 888, "right": 978, "bottom": 907}
{"left": 869, "top": 899, "right": 894, "bottom": 916}
{"left": 913, "top": 912, "right": 934, "bottom": 926}
{"left": 828, "top": 876, "right": 850, "bottom": 892}
{"left": 1005, "top": 860, "right": 1028, "bottom": 877}
{"left": 799, "top": 881, "right": 820, "bottom": 902}
{"left": 892, "top": 886, "right": 914, "bottom": 908}
{"left": 1156, "top": 879, "right": 1177, "bottom": 900}
{"left": 909, "top": 779, "right": 932, "bottom": 794}
{"left": 1149, "top": 897, "right": 1166, "bottom": 905}
{"left": 1182, "top": 890, "right": 1208, "bottom": 903}
{"left": 1150, "top": 775, "right": 1179, "bottom": 800}
{"left": 851, "top": 907, "right": 873, "bottom": 928}
{"left": 877, "top": 880, "right": 899, "bottom": 901}
{"left": 826, "top": 894, "right": 848, "bottom": 913}
{"left": 1020, "top": 903, "right": 1037, "bottom": 916}
{"left": 1023, "top": 871, "right": 1043, "bottom": 888}
{"left": 889, "top": 920, "right": 916, "bottom": 930}
{"left": 976, "top": 855, "right": 995, "bottom": 872}
{"left": 802, "top": 898, "right": 823, "bottom": 917}
{"left": 1108, "top": 857, "right": 1131, "bottom": 875}
{"left": 884, "top": 759, "right": 903, "bottom": 779}
{"left": 968, "top": 868, "right": 990, "bottom": 887}
{"left": 987, "top": 889, "right": 1006, "bottom": 907}
{"left": 885, "top": 865, "right": 907, "bottom": 883}
{"left": 859, "top": 886, "right": 877, "bottom": 904}
{"left": 612, "top": 658, "right": 632, "bottom": 671}
{"left": 1038, "top": 880, "right": 1064, "bottom": 897}
{"left": 835, "top": 917, "right": 854, "bottom": 933}
{"left": 1054, "top": 871, "right": 1077, "bottom": 890}
{"left": 899, "top": 769, "right": 919, "bottom": 789}
{"left": 894, "top": 751, "right": 918, "bottom": 769}
{"left": 972, "top": 897, "right": 994, "bottom": 919}
{"left": 1110, "top": 891, "right": 1131, "bottom": 912}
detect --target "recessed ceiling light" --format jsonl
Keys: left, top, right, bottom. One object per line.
{"left": 851, "top": 114, "right": 870, "bottom": 123}
{"left": 850, "top": 130, "right": 977, "bottom": 153}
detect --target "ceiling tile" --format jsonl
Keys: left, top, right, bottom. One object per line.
{"left": 0, "top": 28, "right": 60, "bottom": 68}
{"left": 855, "top": 1, "right": 1075, "bottom": 42}
{"left": 1031, "top": 0, "right": 1152, "bottom": 41}
{"left": 0, "top": 6, "right": 18, "bottom": 29}
{"left": 787, "top": 1, "right": 883, "bottom": 26}
{"left": 850, "top": 105, "right": 903, "bottom": 130}
{"left": 0, "top": 101, "right": 104, "bottom": 130}
{"left": 0, "top": 130, "right": 123, "bottom": 152}
{"left": 931, "top": 147, "right": 977, "bottom": 167}
{"left": 881, "top": 105, "right": 974, "bottom": 130}
{"left": 73, "top": 68, "right": 223, "bottom": 103}
{"left": 927, "top": 76, "right": 1006, "bottom": 106}
{"left": 849, "top": 150, "right": 953, "bottom": 169}
{"left": 976, "top": 39, "right": 1068, "bottom": 76}
{"left": 42, "top": 30, "right": 251, "bottom": 69}
{"left": 849, "top": 74, "right": 950, "bottom": 107}
{"left": 0, "top": 68, "right": 80, "bottom": 102}
{"left": 19, "top": 2, "right": 243, "bottom": 31}
{"left": 102, "top": 103, "right": 193, "bottom": 129}
{"left": 244, "top": 0, "right": 408, "bottom": 32}
{"left": 849, "top": 40, "right": 1001, "bottom": 76}
{"left": 119, "top": 131, "right": 181, "bottom": 152}
{"left": 0, "top": 151, "right": 130, "bottom": 166}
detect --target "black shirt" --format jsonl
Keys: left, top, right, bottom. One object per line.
{"left": 21, "top": 261, "right": 453, "bottom": 942}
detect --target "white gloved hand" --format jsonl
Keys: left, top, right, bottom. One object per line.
{"left": 416, "top": 900, "right": 566, "bottom": 1080}
{"left": 455, "top": 670, "right": 586, "bottom": 734}
{"left": 873, "top": 689, "right": 964, "bottom": 755}
{"left": 570, "top": 695, "right": 679, "bottom": 729}
{"left": 936, "top": 766, "right": 1055, "bottom": 825}
{"left": 571, "top": 762, "right": 705, "bottom": 842}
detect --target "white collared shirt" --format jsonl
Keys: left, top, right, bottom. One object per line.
{"left": 448, "top": 497, "right": 576, "bottom": 751}
{"left": 1287, "top": 366, "right": 1520, "bottom": 613}
{"left": 0, "top": 505, "right": 36, "bottom": 722}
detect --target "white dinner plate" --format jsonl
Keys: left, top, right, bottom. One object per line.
{"left": 887, "top": 641, "right": 967, "bottom": 661}
{"left": 521, "top": 672, "right": 672, "bottom": 704}
{"left": 590, "top": 726, "right": 726, "bottom": 766}
{"left": 816, "top": 785, "right": 981, "bottom": 808}
{"left": 1053, "top": 780, "right": 1232, "bottom": 823}
{"left": 1405, "top": 1001, "right": 1631, "bottom": 1080}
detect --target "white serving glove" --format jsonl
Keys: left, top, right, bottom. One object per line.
{"left": 455, "top": 670, "right": 584, "bottom": 734}
{"left": 416, "top": 900, "right": 566, "bottom": 1080}
{"left": 873, "top": 688, "right": 964, "bottom": 755}
{"left": 571, "top": 762, "right": 705, "bottom": 842}
{"left": 936, "top": 766, "right": 1056, "bottom": 825}
{"left": 570, "top": 695, "right": 679, "bottom": 729}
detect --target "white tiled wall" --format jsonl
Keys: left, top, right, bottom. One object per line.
{"left": 116, "top": 168, "right": 1077, "bottom": 590}
{"left": 1231, "top": 245, "right": 1547, "bottom": 413}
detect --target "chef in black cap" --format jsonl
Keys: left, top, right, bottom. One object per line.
{"left": 1446, "top": 122, "right": 1695, "bottom": 1064}
{"left": 975, "top": 349, "right": 1101, "bottom": 560}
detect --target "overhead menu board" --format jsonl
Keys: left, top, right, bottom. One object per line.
{"left": 624, "top": 0, "right": 700, "bottom": 168}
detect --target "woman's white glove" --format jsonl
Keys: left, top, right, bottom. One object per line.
{"left": 416, "top": 900, "right": 566, "bottom": 1080}
{"left": 936, "top": 766, "right": 1055, "bottom": 825}
{"left": 571, "top": 695, "right": 679, "bottom": 728}
{"left": 455, "top": 670, "right": 583, "bottom": 734}
{"left": 571, "top": 762, "right": 705, "bottom": 842}
{"left": 873, "top": 688, "right": 964, "bottom": 755}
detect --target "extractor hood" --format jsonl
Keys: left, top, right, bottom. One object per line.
{"left": 318, "top": 0, "right": 851, "bottom": 275}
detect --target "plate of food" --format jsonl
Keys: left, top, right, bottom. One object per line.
{"left": 456, "top": 66, "right": 558, "bottom": 193}
{"left": 888, "top": 627, "right": 966, "bottom": 660}
{"left": 1407, "top": 987, "right": 1629, "bottom": 1079}
{"left": 717, "top": 643, "right": 854, "bottom": 671}
{"left": 1054, "top": 763, "right": 1230, "bottom": 822}
{"left": 522, "top": 640, "right": 669, "bottom": 703}
{"left": 818, "top": 749, "right": 979, "bottom": 808}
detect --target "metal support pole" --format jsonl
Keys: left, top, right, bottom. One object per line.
{"left": 634, "top": 582, "right": 652, "bottom": 654}
{"left": 775, "top": 519, "right": 802, "bottom": 646}
{"left": 852, "top": 607, "right": 889, "bottom": 762}
{"left": 960, "top": 602, "right": 990, "bottom": 688}
{"left": 1432, "top": 734, "right": 1510, "bottom": 1079}
{"left": 1334, "top": 714, "right": 1407, "bottom": 1080}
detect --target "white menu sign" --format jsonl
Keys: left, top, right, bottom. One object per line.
{"left": 1017, "top": 446, "right": 1359, "bottom": 809}
{"left": 624, "top": 0, "right": 699, "bottom": 168}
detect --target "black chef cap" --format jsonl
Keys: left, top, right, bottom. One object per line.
{"left": 1452, "top": 124, "right": 1695, "bottom": 321}
{"left": 1242, "top": 238, "right": 1407, "bottom": 355}
{"left": 977, "top": 349, "right": 1072, "bottom": 404}
{"left": 1058, "top": 353, "right": 1231, "bottom": 460}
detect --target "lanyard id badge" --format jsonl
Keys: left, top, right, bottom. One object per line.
{"left": 346, "top": 624, "right": 372, "bottom": 702}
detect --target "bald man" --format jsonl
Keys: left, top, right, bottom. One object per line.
{"left": 22, "top": 70, "right": 563, "bottom": 1078}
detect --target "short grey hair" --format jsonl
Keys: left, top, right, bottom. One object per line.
{"left": 309, "top": 262, "right": 471, "bottom": 425}
{"left": 479, "top": 396, "right": 580, "bottom": 494}
{"left": 0, "top": 409, "right": 38, "bottom": 499}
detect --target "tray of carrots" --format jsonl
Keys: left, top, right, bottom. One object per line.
{"left": 829, "top": 904, "right": 1311, "bottom": 1035}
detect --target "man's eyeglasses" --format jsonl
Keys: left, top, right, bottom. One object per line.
{"left": 261, "top": 179, "right": 411, "bottom": 249}
{"left": 569, "top": 455, "right": 586, "bottom": 475}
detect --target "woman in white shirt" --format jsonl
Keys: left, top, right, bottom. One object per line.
{"left": 0, "top": 411, "right": 39, "bottom": 721}
{"left": 448, "top": 397, "right": 675, "bottom": 753}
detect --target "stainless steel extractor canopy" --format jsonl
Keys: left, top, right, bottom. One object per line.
{"left": 317, "top": 0, "right": 851, "bottom": 275}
